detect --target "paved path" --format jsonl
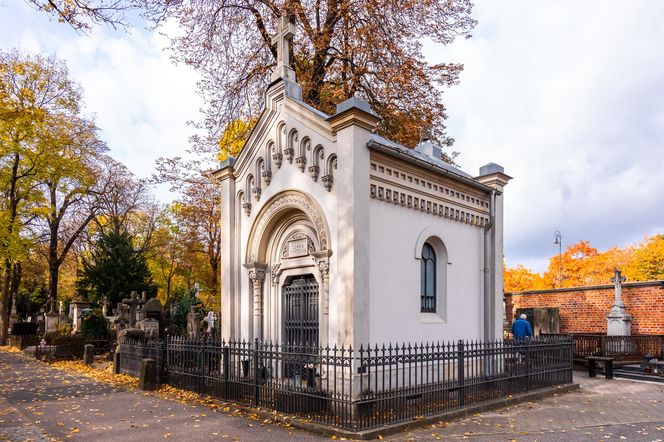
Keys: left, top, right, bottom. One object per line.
{"left": 390, "top": 371, "right": 664, "bottom": 441}
{"left": 0, "top": 351, "right": 322, "bottom": 441}
{"left": 3, "top": 351, "right": 664, "bottom": 441}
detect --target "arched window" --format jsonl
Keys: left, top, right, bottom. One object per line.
{"left": 421, "top": 243, "right": 436, "bottom": 312}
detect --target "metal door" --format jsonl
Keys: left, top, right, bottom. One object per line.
{"left": 282, "top": 277, "right": 319, "bottom": 347}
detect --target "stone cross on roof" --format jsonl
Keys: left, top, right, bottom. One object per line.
{"left": 271, "top": 15, "right": 297, "bottom": 83}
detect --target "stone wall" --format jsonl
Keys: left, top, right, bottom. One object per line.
{"left": 505, "top": 281, "right": 664, "bottom": 335}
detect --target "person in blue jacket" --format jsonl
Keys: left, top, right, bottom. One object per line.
{"left": 512, "top": 313, "right": 534, "bottom": 339}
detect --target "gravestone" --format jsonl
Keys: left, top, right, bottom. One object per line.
{"left": 83, "top": 344, "right": 95, "bottom": 365}
{"left": 121, "top": 291, "right": 144, "bottom": 328}
{"left": 9, "top": 294, "right": 18, "bottom": 328}
{"left": 138, "top": 318, "right": 160, "bottom": 338}
{"left": 204, "top": 311, "right": 217, "bottom": 336}
{"left": 70, "top": 301, "right": 92, "bottom": 334}
{"left": 187, "top": 307, "right": 203, "bottom": 338}
{"left": 607, "top": 269, "right": 631, "bottom": 336}
{"left": 143, "top": 296, "right": 163, "bottom": 336}
{"left": 112, "top": 303, "right": 130, "bottom": 332}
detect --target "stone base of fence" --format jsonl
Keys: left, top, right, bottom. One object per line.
{"left": 212, "top": 382, "right": 580, "bottom": 440}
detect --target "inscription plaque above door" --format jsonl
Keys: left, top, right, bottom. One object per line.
{"left": 287, "top": 238, "right": 309, "bottom": 258}
{"left": 281, "top": 231, "right": 315, "bottom": 259}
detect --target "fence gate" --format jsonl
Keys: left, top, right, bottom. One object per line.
{"left": 282, "top": 277, "right": 319, "bottom": 347}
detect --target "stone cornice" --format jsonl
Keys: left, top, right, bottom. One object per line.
{"left": 475, "top": 171, "right": 512, "bottom": 188}
{"left": 327, "top": 107, "right": 380, "bottom": 134}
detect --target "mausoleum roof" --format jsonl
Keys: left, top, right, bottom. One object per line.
{"left": 368, "top": 133, "right": 473, "bottom": 179}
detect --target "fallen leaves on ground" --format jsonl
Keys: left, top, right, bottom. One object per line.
{"left": 0, "top": 346, "right": 21, "bottom": 353}
{"left": 48, "top": 360, "right": 138, "bottom": 389}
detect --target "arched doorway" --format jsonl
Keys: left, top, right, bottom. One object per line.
{"left": 244, "top": 190, "right": 331, "bottom": 344}
{"left": 282, "top": 275, "right": 319, "bottom": 347}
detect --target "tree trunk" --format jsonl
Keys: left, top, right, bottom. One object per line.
{"left": 0, "top": 262, "right": 12, "bottom": 345}
{"left": 10, "top": 263, "right": 21, "bottom": 315}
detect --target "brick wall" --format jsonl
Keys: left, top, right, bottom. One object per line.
{"left": 505, "top": 281, "right": 664, "bottom": 335}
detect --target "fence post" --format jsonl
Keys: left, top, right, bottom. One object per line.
{"left": 457, "top": 340, "right": 465, "bottom": 407}
{"left": 198, "top": 339, "right": 204, "bottom": 393}
{"left": 222, "top": 345, "right": 230, "bottom": 400}
{"left": 525, "top": 339, "right": 531, "bottom": 391}
{"left": 600, "top": 335, "right": 606, "bottom": 356}
{"left": 253, "top": 339, "right": 259, "bottom": 406}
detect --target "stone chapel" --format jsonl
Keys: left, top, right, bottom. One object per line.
{"left": 212, "top": 17, "right": 511, "bottom": 349}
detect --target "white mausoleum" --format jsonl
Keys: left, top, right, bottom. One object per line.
{"left": 212, "top": 18, "right": 511, "bottom": 349}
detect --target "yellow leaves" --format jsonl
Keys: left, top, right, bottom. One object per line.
{"left": 65, "top": 427, "right": 80, "bottom": 438}
{"left": 0, "top": 345, "right": 21, "bottom": 353}
{"left": 217, "top": 118, "right": 255, "bottom": 161}
{"left": 506, "top": 235, "right": 664, "bottom": 292}
{"left": 49, "top": 360, "right": 138, "bottom": 389}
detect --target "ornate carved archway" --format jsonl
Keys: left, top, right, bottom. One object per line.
{"left": 244, "top": 190, "right": 331, "bottom": 343}
{"left": 245, "top": 190, "right": 330, "bottom": 265}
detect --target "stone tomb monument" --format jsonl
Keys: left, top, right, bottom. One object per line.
{"left": 138, "top": 296, "right": 163, "bottom": 338}
{"left": 607, "top": 269, "right": 631, "bottom": 336}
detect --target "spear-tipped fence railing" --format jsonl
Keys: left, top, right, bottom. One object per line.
{"left": 117, "top": 335, "right": 573, "bottom": 431}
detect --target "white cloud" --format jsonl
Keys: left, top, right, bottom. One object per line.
{"left": 0, "top": 2, "right": 203, "bottom": 201}
{"left": 3, "top": 1, "right": 663, "bottom": 272}
{"left": 425, "top": 1, "right": 664, "bottom": 272}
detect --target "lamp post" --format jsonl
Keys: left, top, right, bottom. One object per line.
{"left": 553, "top": 231, "right": 562, "bottom": 288}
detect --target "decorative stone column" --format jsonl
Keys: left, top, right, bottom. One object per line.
{"left": 607, "top": 269, "right": 631, "bottom": 336}
{"left": 313, "top": 252, "right": 331, "bottom": 346}
{"left": 248, "top": 266, "right": 266, "bottom": 341}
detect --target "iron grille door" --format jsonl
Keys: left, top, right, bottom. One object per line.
{"left": 283, "top": 277, "right": 319, "bottom": 347}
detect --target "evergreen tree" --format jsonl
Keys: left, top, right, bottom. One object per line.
{"left": 77, "top": 230, "right": 156, "bottom": 305}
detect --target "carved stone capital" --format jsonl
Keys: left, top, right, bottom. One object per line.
{"left": 308, "top": 165, "right": 320, "bottom": 182}
{"left": 272, "top": 152, "right": 283, "bottom": 169}
{"left": 251, "top": 186, "right": 262, "bottom": 201}
{"left": 321, "top": 174, "right": 333, "bottom": 191}
{"left": 242, "top": 201, "right": 252, "bottom": 216}
{"left": 284, "top": 147, "right": 294, "bottom": 163}
{"left": 248, "top": 269, "right": 266, "bottom": 285}
{"left": 262, "top": 170, "right": 272, "bottom": 186}
{"left": 271, "top": 263, "right": 282, "bottom": 286}
{"left": 317, "top": 260, "right": 330, "bottom": 279}
{"left": 295, "top": 155, "right": 306, "bottom": 172}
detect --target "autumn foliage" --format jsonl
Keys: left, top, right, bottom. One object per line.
{"left": 504, "top": 235, "right": 664, "bottom": 292}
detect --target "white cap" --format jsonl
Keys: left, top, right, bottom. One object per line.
{"left": 520, "top": 313, "right": 527, "bottom": 319}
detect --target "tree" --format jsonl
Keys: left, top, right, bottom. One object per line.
{"left": 148, "top": 207, "right": 187, "bottom": 306}
{"left": 142, "top": 0, "right": 475, "bottom": 152}
{"left": 76, "top": 230, "right": 156, "bottom": 305}
{"left": 36, "top": 114, "right": 107, "bottom": 306}
{"left": 0, "top": 50, "right": 83, "bottom": 343}
{"left": 24, "top": 0, "right": 134, "bottom": 31}
{"left": 504, "top": 263, "right": 547, "bottom": 293}
{"left": 153, "top": 158, "right": 221, "bottom": 302}
{"left": 624, "top": 235, "right": 664, "bottom": 281}
{"left": 29, "top": 0, "right": 476, "bottom": 154}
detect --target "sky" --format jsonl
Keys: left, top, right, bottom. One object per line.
{"left": 1, "top": 1, "right": 663, "bottom": 273}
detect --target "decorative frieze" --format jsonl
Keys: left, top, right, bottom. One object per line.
{"left": 369, "top": 153, "right": 490, "bottom": 227}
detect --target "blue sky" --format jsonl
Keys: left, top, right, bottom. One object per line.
{"left": 2, "top": 1, "right": 663, "bottom": 273}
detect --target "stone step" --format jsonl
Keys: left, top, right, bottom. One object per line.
{"left": 614, "top": 370, "right": 664, "bottom": 383}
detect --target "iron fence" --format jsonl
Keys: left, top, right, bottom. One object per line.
{"left": 117, "top": 337, "right": 166, "bottom": 383}
{"left": 543, "top": 333, "right": 664, "bottom": 361}
{"left": 118, "top": 336, "right": 572, "bottom": 431}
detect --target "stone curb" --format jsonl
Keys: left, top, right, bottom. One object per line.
{"left": 225, "top": 383, "right": 580, "bottom": 440}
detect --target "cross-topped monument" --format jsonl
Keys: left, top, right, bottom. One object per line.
{"left": 122, "top": 291, "right": 144, "bottom": 328}
{"left": 607, "top": 269, "right": 631, "bottom": 336}
{"left": 610, "top": 269, "right": 627, "bottom": 307}
{"left": 271, "top": 15, "right": 297, "bottom": 83}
